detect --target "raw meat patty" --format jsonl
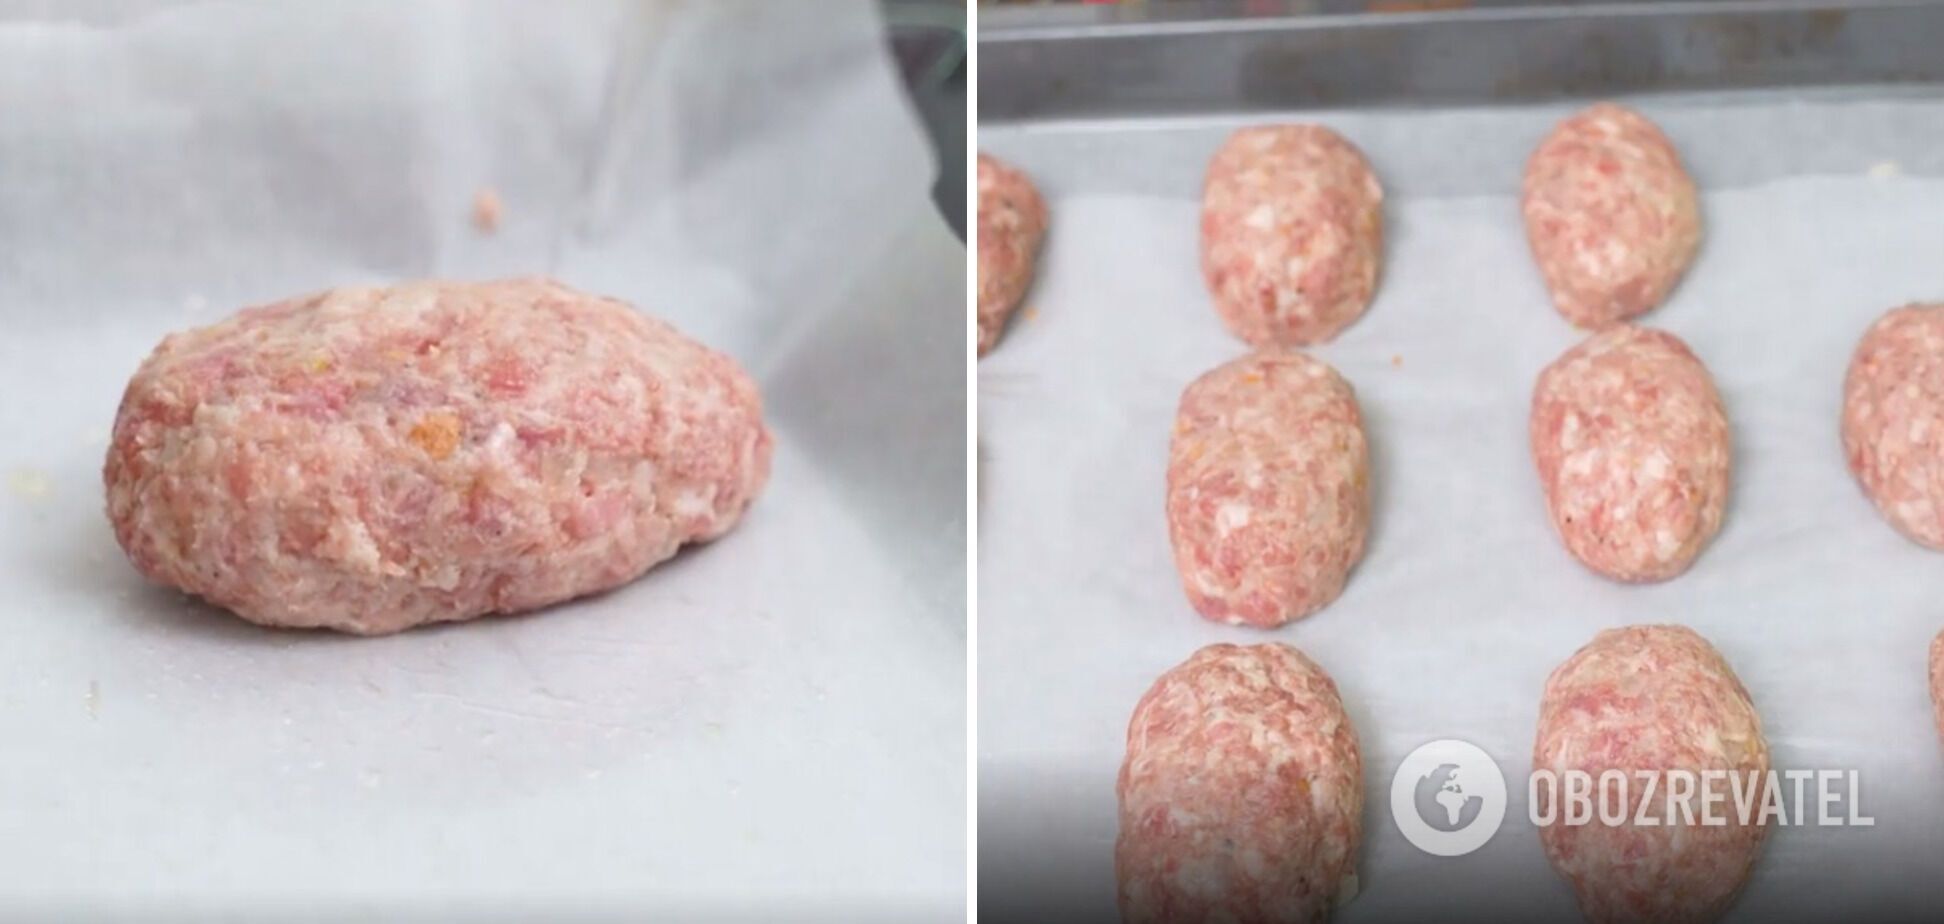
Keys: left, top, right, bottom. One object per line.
{"left": 1118, "top": 643, "right": 1362, "bottom": 924}
{"left": 1534, "top": 625, "right": 1769, "bottom": 924}
{"left": 977, "top": 152, "right": 1047, "bottom": 356}
{"left": 1931, "top": 629, "right": 1944, "bottom": 742}
{"left": 105, "top": 278, "right": 773, "bottom": 635}
{"left": 1842, "top": 303, "right": 1944, "bottom": 549}
{"left": 1167, "top": 350, "right": 1369, "bottom": 627}
{"left": 1530, "top": 325, "right": 1730, "bottom": 582}
{"left": 1201, "top": 125, "right": 1384, "bottom": 347}
{"left": 1522, "top": 102, "right": 1701, "bottom": 329}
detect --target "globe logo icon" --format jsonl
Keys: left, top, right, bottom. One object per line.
{"left": 1389, "top": 739, "right": 1508, "bottom": 857}
{"left": 1412, "top": 763, "right": 1484, "bottom": 832}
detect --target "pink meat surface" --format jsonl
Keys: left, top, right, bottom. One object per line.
{"left": 1167, "top": 350, "right": 1369, "bottom": 627}
{"left": 1118, "top": 643, "right": 1362, "bottom": 924}
{"left": 1932, "top": 630, "right": 1944, "bottom": 743}
{"left": 104, "top": 278, "right": 772, "bottom": 635}
{"left": 1522, "top": 102, "right": 1701, "bottom": 329}
{"left": 977, "top": 152, "right": 1047, "bottom": 357}
{"left": 1534, "top": 625, "right": 1769, "bottom": 924}
{"left": 1200, "top": 124, "right": 1384, "bottom": 348}
{"left": 1842, "top": 303, "right": 1944, "bottom": 549}
{"left": 1530, "top": 325, "right": 1729, "bottom": 582}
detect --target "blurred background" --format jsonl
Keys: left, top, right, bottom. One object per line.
{"left": 883, "top": 0, "right": 967, "bottom": 236}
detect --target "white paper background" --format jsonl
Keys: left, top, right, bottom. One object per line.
{"left": 979, "top": 91, "right": 1944, "bottom": 922}
{"left": 0, "top": 2, "right": 965, "bottom": 920}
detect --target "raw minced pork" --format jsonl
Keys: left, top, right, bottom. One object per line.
{"left": 105, "top": 278, "right": 771, "bottom": 635}
{"left": 1167, "top": 350, "right": 1369, "bottom": 627}
{"left": 1530, "top": 325, "right": 1729, "bottom": 582}
{"left": 1201, "top": 125, "right": 1384, "bottom": 347}
{"left": 1522, "top": 103, "right": 1701, "bottom": 329}
{"left": 1534, "top": 625, "right": 1769, "bottom": 924}
{"left": 1118, "top": 643, "right": 1363, "bottom": 924}
{"left": 1842, "top": 303, "right": 1944, "bottom": 549}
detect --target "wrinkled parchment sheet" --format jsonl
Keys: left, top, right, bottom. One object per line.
{"left": 979, "top": 90, "right": 1944, "bottom": 921}
{"left": 0, "top": 2, "right": 964, "bottom": 920}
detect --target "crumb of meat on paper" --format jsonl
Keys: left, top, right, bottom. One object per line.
{"left": 472, "top": 188, "right": 503, "bottom": 233}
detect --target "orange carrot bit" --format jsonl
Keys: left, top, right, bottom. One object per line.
{"left": 409, "top": 412, "right": 462, "bottom": 460}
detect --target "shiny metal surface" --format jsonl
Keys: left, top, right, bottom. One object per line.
{"left": 979, "top": 0, "right": 1944, "bottom": 120}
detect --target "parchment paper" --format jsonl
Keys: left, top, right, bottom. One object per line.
{"left": 0, "top": 2, "right": 965, "bottom": 920}
{"left": 979, "top": 90, "right": 1944, "bottom": 921}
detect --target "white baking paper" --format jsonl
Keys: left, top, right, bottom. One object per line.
{"left": 979, "top": 90, "right": 1944, "bottom": 921}
{"left": 0, "top": 2, "right": 965, "bottom": 920}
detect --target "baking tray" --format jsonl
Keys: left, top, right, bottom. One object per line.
{"left": 977, "top": 3, "right": 1944, "bottom": 921}
{"left": 981, "top": 0, "right": 1944, "bottom": 118}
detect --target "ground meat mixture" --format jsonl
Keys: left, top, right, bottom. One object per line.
{"left": 1167, "top": 350, "right": 1369, "bottom": 627}
{"left": 1842, "top": 303, "right": 1944, "bottom": 549}
{"left": 1201, "top": 125, "right": 1384, "bottom": 347}
{"left": 1522, "top": 103, "right": 1701, "bottom": 329}
{"left": 1118, "top": 643, "right": 1362, "bottom": 924}
{"left": 977, "top": 152, "right": 1047, "bottom": 356}
{"left": 1530, "top": 325, "right": 1730, "bottom": 582}
{"left": 105, "top": 278, "right": 772, "bottom": 635}
{"left": 1534, "top": 625, "right": 1769, "bottom": 924}
{"left": 1931, "top": 629, "right": 1944, "bottom": 742}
